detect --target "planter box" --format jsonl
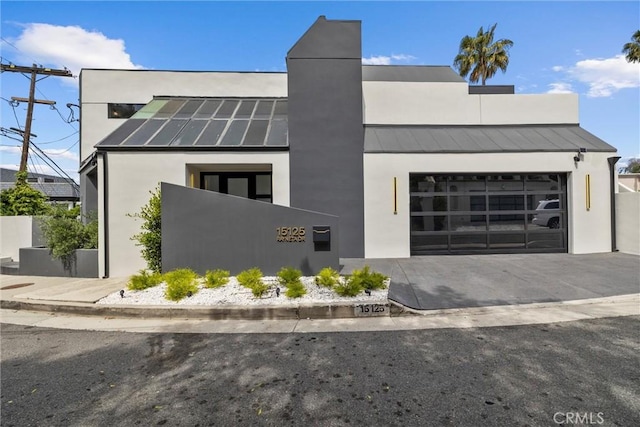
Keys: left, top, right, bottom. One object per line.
{"left": 19, "top": 247, "right": 98, "bottom": 278}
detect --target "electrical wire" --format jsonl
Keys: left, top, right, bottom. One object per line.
{"left": 36, "top": 130, "right": 79, "bottom": 145}
{"left": 29, "top": 141, "right": 79, "bottom": 188}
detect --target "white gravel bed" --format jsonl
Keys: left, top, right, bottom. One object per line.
{"left": 96, "top": 276, "right": 389, "bottom": 306}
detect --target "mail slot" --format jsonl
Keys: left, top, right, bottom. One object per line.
{"left": 313, "top": 226, "right": 331, "bottom": 243}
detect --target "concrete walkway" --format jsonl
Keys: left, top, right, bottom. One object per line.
{"left": 1, "top": 252, "right": 638, "bottom": 333}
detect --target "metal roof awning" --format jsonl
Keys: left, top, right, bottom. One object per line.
{"left": 96, "top": 97, "right": 288, "bottom": 150}
{"left": 364, "top": 125, "right": 617, "bottom": 153}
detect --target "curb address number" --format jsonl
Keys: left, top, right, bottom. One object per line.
{"left": 354, "top": 303, "right": 388, "bottom": 317}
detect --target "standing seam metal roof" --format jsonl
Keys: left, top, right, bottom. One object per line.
{"left": 364, "top": 125, "right": 616, "bottom": 153}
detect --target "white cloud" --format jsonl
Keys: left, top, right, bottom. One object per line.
{"left": 8, "top": 23, "right": 144, "bottom": 78}
{"left": 42, "top": 148, "right": 79, "bottom": 162}
{"left": 362, "top": 53, "right": 416, "bottom": 65}
{"left": 547, "top": 82, "right": 574, "bottom": 94}
{"left": 552, "top": 54, "right": 640, "bottom": 98}
{"left": 552, "top": 66, "right": 564, "bottom": 72}
{"left": 0, "top": 146, "right": 22, "bottom": 155}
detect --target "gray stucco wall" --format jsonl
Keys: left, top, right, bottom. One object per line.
{"left": 19, "top": 247, "right": 98, "bottom": 277}
{"left": 286, "top": 17, "right": 365, "bottom": 258}
{"left": 161, "top": 183, "right": 339, "bottom": 276}
{"left": 80, "top": 167, "right": 98, "bottom": 218}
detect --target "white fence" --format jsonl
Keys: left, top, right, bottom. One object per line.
{"left": 616, "top": 192, "right": 640, "bottom": 255}
{"left": 0, "top": 216, "right": 39, "bottom": 262}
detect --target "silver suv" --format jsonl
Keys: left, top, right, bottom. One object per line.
{"left": 532, "top": 199, "right": 560, "bottom": 229}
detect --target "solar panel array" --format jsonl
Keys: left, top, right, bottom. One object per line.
{"left": 97, "top": 97, "right": 288, "bottom": 148}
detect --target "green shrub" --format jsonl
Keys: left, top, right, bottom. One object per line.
{"left": 277, "top": 266, "right": 302, "bottom": 285}
{"left": 349, "top": 266, "right": 388, "bottom": 291}
{"left": 333, "top": 279, "right": 364, "bottom": 297}
{"left": 164, "top": 268, "right": 199, "bottom": 301}
{"left": 127, "top": 270, "right": 163, "bottom": 291}
{"left": 0, "top": 171, "right": 51, "bottom": 216}
{"left": 39, "top": 205, "right": 98, "bottom": 270}
{"left": 204, "top": 269, "right": 230, "bottom": 288}
{"left": 129, "top": 186, "right": 162, "bottom": 273}
{"left": 315, "top": 267, "right": 340, "bottom": 288}
{"left": 237, "top": 268, "right": 268, "bottom": 298}
{"left": 285, "top": 281, "right": 307, "bottom": 298}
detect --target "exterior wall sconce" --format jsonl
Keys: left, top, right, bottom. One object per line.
{"left": 574, "top": 147, "right": 587, "bottom": 164}
{"left": 393, "top": 177, "right": 397, "bottom": 215}
{"left": 585, "top": 174, "right": 591, "bottom": 211}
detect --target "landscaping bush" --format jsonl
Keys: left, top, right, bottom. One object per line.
{"left": 127, "top": 270, "right": 163, "bottom": 291}
{"left": 164, "top": 268, "right": 199, "bottom": 301}
{"left": 334, "top": 266, "right": 388, "bottom": 297}
{"left": 276, "top": 267, "right": 306, "bottom": 298}
{"left": 204, "top": 269, "right": 230, "bottom": 288}
{"left": 315, "top": 267, "right": 340, "bottom": 288}
{"left": 39, "top": 205, "right": 98, "bottom": 270}
{"left": 129, "top": 186, "right": 161, "bottom": 273}
{"left": 277, "top": 266, "right": 302, "bottom": 285}
{"left": 237, "top": 267, "right": 268, "bottom": 298}
{"left": 285, "top": 281, "right": 306, "bottom": 298}
{"left": 333, "top": 279, "right": 364, "bottom": 297}
{"left": 348, "top": 266, "right": 388, "bottom": 291}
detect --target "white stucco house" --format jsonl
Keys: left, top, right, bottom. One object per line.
{"left": 79, "top": 16, "right": 619, "bottom": 278}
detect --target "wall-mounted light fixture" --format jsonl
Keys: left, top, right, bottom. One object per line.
{"left": 574, "top": 147, "right": 587, "bottom": 163}
{"left": 586, "top": 174, "right": 591, "bottom": 211}
{"left": 393, "top": 177, "right": 398, "bottom": 215}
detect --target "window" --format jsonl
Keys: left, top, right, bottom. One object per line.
{"left": 200, "top": 172, "right": 272, "bottom": 202}
{"left": 108, "top": 103, "right": 145, "bottom": 119}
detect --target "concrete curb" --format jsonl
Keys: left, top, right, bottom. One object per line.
{"left": 0, "top": 299, "right": 392, "bottom": 320}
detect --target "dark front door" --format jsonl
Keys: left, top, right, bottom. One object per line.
{"left": 200, "top": 172, "right": 272, "bottom": 202}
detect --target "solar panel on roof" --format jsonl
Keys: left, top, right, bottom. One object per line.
{"left": 195, "top": 120, "right": 228, "bottom": 145}
{"left": 96, "top": 97, "right": 289, "bottom": 149}
{"left": 220, "top": 120, "right": 249, "bottom": 145}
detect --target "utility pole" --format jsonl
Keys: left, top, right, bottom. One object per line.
{"left": 1, "top": 63, "right": 73, "bottom": 172}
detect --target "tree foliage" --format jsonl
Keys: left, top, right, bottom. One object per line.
{"left": 621, "top": 158, "right": 640, "bottom": 174}
{"left": 453, "top": 23, "right": 514, "bottom": 85}
{"left": 622, "top": 30, "right": 640, "bottom": 63}
{"left": 0, "top": 171, "right": 51, "bottom": 216}
{"left": 129, "top": 186, "right": 162, "bottom": 273}
{"left": 39, "top": 205, "right": 98, "bottom": 270}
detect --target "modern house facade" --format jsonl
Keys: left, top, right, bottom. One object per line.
{"left": 79, "top": 17, "right": 619, "bottom": 278}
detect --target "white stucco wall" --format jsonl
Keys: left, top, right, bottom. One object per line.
{"left": 102, "top": 151, "right": 290, "bottom": 277}
{"left": 80, "top": 70, "right": 288, "bottom": 162}
{"left": 362, "top": 81, "right": 578, "bottom": 125}
{"left": 616, "top": 192, "right": 640, "bottom": 255}
{"left": 363, "top": 152, "right": 614, "bottom": 258}
{"left": 0, "top": 216, "right": 35, "bottom": 261}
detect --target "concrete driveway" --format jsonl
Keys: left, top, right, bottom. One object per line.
{"left": 341, "top": 252, "right": 640, "bottom": 310}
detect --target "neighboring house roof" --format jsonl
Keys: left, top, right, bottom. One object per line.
{"left": 362, "top": 65, "right": 466, "bottom": 83}
{"left": 0, "top": 168, "right": 71, "bottom": 184}
{"left": 0, "top": 182, "right": 79, "bottom": 199}
{"left": 96, "top": 97, "right": 288, "bottom": 150}
{"left": 364, "top": 125, "right": 617, "bottom": 153}
{"left": 0, "top": 168, "right": 80, "bottom": 200}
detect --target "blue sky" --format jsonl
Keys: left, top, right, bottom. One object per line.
{"left": 1, "top": 1, "right": 639, "bottom": 181}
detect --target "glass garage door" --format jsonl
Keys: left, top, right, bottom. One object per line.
{"left": 410, "top": 174, "right": 567, "bottom": 254}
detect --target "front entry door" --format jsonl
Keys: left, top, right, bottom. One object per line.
{"left": 200, "top": 172, "right": 272, "bottom": 202}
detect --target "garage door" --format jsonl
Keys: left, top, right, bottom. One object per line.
{"left": 410, "top": 174, "right": 567, "bottom": 254}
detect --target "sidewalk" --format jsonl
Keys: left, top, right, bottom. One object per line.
{"left": 1, "top": 269, "right": 638, "bottom": 333}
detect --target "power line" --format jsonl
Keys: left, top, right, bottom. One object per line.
{"left": 1, "top": 62, "right": 73, "bottom": 172}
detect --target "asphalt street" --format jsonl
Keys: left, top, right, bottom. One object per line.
{"left": 2, "top": 316, "right": 639, "bottom": 427}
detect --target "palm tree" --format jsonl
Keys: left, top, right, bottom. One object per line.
{"left": 453, "top": 23, "right": 514, "bottom": 85}
{"left": 622, "top": 30, "right": 640, "bottom": 63}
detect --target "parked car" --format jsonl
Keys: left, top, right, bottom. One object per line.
{"left": 532, "top": 199, "right": 560, "bottom": 229}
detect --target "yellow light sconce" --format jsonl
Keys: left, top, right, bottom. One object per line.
{"left": 393, "top": 177, "right": 398, "bottom": 215}
{"left": 585, "top": 174, "right": 591, "bottom": 211}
